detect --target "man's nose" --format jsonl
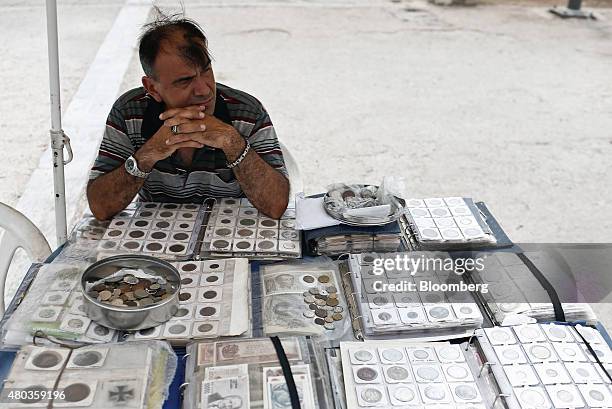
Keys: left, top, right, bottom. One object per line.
{"left": 192, "top": 75, "right": 211, "bottom": 96}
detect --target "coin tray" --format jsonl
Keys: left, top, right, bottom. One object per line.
{"left": 25, "top": 347, "right": 70, "bottom": 371}
{"left": 59, "top": 314, "right": 91, "bottom": 335}
{"left": 162, "top": 321, "right": 192, "bottom": 338}
{"left": 191, "top": 321, "right": 219, "bottom": 337}
{"left": 67, "top": 348, "right": 109, "bottom": 369}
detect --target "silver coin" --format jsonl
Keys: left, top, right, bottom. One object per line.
{"left": 334, "top": 306, "right": 344, "bottom": 313}
{"left": 416, "top": 366, "right": 440, "bottom": 381}
{"left": 424, "top": 385, "right": 446, "bottom": 401}
{"left": 302, "top": 291, "right": 310, "bottom": 297}
{"left": 413, "top": 349, "right": 431, "bottom": 360}
{"left": 304, "top": 295, "right": 315, "bottom": 304}
{"left": 556, "top": 389, "right": 574, "bottom": 403}
{"left": 545, "top": 368, "right": 559, "bottom": 377}
{"left": 361, "top": 388, "right": 383, "bottom": 403}
{"left": 378, "top": 312, "right": 392, "bottom": 321}
{"left": 324, "top": 323, "right": 335, "bottom": 330}
{"left": 309, "top": 288, "right": 319, "bottom": 295}
{"left": 123, "top": 275, "right": 139, "bottom": 285}
{"left": 491, "top": 329, "right": 511, "bottom": 343}
{"left": 429, "top": 306, "right": 450, "bottom": 319}
{"left": 386, "top": 366, "right": 410, "bottom": 381}
{"left": 519, "top": 389, "right": 546, "bottom": 405}
{"left": 437, "top": 346, "right": 461, "bottom": 361}
{"left": 303, "top": 311, "right": 315, "bottom": 318}
{"left": 381, "top": 349, "right": 404, "bottom": 362}
{"left": 502, "top": 349, "right": 521, "bottom": 360}
{"left": 454, "top": 384, "right": 478, "bottom": 401}
{"left": 356, "top": 366, "right": 378, "bottom": 382}
{"left": 32, "top": 351, "right": 62, "bottom": 368}
{"left": 530, "top": 345, "right": 551, "bottom": 360}
{"left": 319, "top": 289, "right": 329, "bottom": 297}
{"left": 589, "top": 390, "right": 605, "bottom": 401}
{"left": 446, "top": 365, "right": 469, "bottom": 380}
{"left": 549, "top": 326, "right": 568, "bottom": 339}
{"left": 354, "top": 350, "right": 373, "bottom": 362}
{"left": 393, "top": 387, "right": 415, "bottom": 402}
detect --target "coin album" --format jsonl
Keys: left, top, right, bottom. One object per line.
{"left": 401, "top": 197, "right": 497, "bottom": 250}
{"left": 476, "top": 323, "right": 612, "bottom": 409}
{"left": 340, "top": 340, "right": 495, "bottom": 408}
{"left": 465, "top": 252, "right": 597, "bottom": 324}
{"left": 259, "top": 262, "right": 349, "bottom": 339}
{"left": 200, "top": 198, "right": 302, "bottom": 260}
{"left": 0, "top": 341, "right": 176, "bottom": 409}
{"left": 1, "top": 264, "right": 119, "bottom": 346}
{"left": 344, "top": 253, "right": 484, "bottom": 339}
{"left": 182, "top": 337, "right": 333, "bottom": 409}
{"left": 97, "top": 202, "right": 206, "bottom": 260}
{"left": 130, "top": 259, "right": 250, "bottom": 344}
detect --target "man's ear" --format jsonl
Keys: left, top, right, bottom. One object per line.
{"left": 142, "top": 76, "right": 162, "bottom": 103}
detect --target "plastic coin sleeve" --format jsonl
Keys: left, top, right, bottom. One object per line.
{"left": 67, "top": 348, "right": 109, "bottom": 369}
{"left": 25, "top": 347, "right": 70, "bottom": 371}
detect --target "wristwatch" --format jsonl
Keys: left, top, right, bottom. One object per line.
{"left": 125, "top": 155, "right": 151, "bottom": 178}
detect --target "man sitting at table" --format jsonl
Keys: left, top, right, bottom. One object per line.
{"left": 87, "top": 12, "right": 289, "bottom": 220}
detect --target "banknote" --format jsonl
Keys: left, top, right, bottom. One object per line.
{"left": 263, "top": 294, "right": 320, "bottom": 335}
{"left": 201, "top": 376, "right": 249, "bottom": 409}
{"left": 263, "top": 272, "right": 304, "bottom": 295}
{"left": 262, "top": 364, "right": 311, "bottom": 380}
{"left": 198, "top": 338, "right": 302, "bottom": 366}
{"left": 263, "top": 374, "right": 315, "bottom": 409}
{"left": 205, "top": 364, "right": 249, "bottom": 381}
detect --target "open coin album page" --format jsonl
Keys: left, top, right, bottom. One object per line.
{"left": 95, "top": 202, "right": 207, "bottom": 260}
{"left": 258, "top": 259, "right": 351, "bottom": 341}
{"left": 345, "top": 252, "right": 484, "bottom": 340}
{"left": 476, "top": 323, "right": 612, "bottom": 409}
{"left": 182, "top": 337, "right": 333, "bottom": 409}
{"left": 340, "top": 340, "right": 497, "bottom": 409}
{"left": 127, "top": 258, "right": 251, "bottom": 344}
{"left": 200, "top": 198, "right": 301, "bottom": 260}
{"left": 401, "top": 197, "right": 497, "bottom": 250}
{"left": 0, "top": 341, "right": 176, "bottom": 409}
{"left": 466, "top": 252, "right": 597, "bottom": 325}
{"left": 1, "top": 263, "right": 119, "bottom": 346}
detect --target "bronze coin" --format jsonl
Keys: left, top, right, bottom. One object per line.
{"left": 173, "top": 232, "right": 189, "bottom": 241}
{"left": 327, "top": 299, "right": 339, "bottom": 307}
{"left": 179, "top": 292, "right": 191, "bottom": 301}
{"left": 332, "top": 313, "right": 343, "bottom": 321}
{"left": 134, "top": 220, "right": 149, "bottom": 227}
{"left": 32, "top": 351, "right": 62, "bottom": 368}
{"left": 314, "top": 318, "right": 325, "bottom": 325}
{"left": 341, "top": 190, "right": 355, "bottom": 199}
{"left": 325, "top": 316, "right": 334, "bottom": 323}
{"left": 318, "top": 275, "right": 330, "bottom": 284}
{"left": 315, "top": 309, "right": 327, "bottom": 318}
{"left": 63, "top": 383, "right": 91, "bottom": 403}
{"left": 169, "top": 244, "right": 185, "bottom": 252}
{"left": 151, "top": 231, "right": 167, "bottom": 240}
{"left": 128, "top": 230, "right": 145, "bottom": 239}
{"left": 155, "top": 221, "right": 170, "bottom": 228}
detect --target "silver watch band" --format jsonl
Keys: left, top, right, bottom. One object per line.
{"left": 125, "top": 155, "right": 151, "bottom": 178}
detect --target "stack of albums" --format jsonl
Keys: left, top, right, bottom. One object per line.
{"left": 259, "top": 261, "right": 349, "bottom": 338}
{"left": 476, "top": 323, "right": 612, "bottom": 408}
{"left": 402, "top": 197, "right": 498, "bottom": 250}
{"left": 97, "top": 202, "right": 207, "bottom": 260}
{"left": 1, "top": 263, "right": 119, "bottom": 346}
{"left": 182, "top": 337, "right": 333, "bottom": 409}
{"left": 201, "top": 198, "right": 302, "bottom": 260}
{"left": 128, "top": 259, "right": 250, "bottom": 343}
{"left": 345, "top": 253, "right": 484, "bottom": 340}
{"left": 0, "top": 341, "right": 176, "bottom": 409}
{"left": 466, "top": 252, "right": 597, "bottom": 324}
{"left": 340, "top": 340, "right": 494, "bottom": 408}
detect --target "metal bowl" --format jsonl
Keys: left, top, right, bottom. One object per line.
{"left": 81, "top": 255, "right": 181, "bottom": 331}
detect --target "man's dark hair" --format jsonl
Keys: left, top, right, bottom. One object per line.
{"left": 138, "top": 7, "right": 212, "bottom": 79}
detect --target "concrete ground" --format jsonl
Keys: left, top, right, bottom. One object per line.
{"left": 1, "top": 0, "right": 611, "bottom": 324}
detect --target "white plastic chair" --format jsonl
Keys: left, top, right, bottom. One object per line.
{"left": 0, "top": 202, "right": 51, "bottom": 316}
{"left": 279, "top": 142, "right": 303, "bottom": 201}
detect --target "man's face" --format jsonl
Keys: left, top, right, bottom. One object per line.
{"left": 143, "top": 38, "right": 216, "bottom": 115}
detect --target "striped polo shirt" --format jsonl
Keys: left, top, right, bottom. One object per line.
{"left": 89, "top": 83, "right": 288, "bottom": 203}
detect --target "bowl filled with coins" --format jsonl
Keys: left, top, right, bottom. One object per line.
{"left": 81, "top": 255, "right": 181, "bottom": 330}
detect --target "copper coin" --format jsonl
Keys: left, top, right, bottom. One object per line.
{"left": 327, "top": 299, "right": 339, "bottom": 307}
{"left": 315, "top": 309, "right": 327, "bottom": 318}
{"left": 318, "top": 275, "right": 330, "bottom": 284}
{"left": 332, "top": 313, "right": 343, "bottom": 321}
{"left": 314, "top": 318, "right": 325, "bottom": 325}
{"left": 98, "top": 290, "right": 112, "bottom": 301}
{"left": 325, "top": 316, "right": 334, "bottom": 323}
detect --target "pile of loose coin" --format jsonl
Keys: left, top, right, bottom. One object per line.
{"left": 302, "top": 274, "right": 344, "bottom": 330}
{"left": 88, "top": 274, "right": 174, "bottom": 307}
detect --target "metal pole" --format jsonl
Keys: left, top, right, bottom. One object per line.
{"left": 45, "top": 0, "right": 68, "bottom": 246}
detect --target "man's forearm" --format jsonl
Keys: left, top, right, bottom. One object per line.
{"left": 231, "top": 148, "right": 289, "bottom": 219}
{"left": 87, "top": 165, "right": 145, "bottom": 220}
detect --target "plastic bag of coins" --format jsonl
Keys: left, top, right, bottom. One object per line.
{"left": 476, "top": 323, "right": 612, "bottom": 409}
{"left": 199, "top": 197, "right": 302, "bottom": 261}
{"left": 0, "top": 341, "right": 177, "bottom": 409}
{"left": 95, "top": 202, "right": 206, "bottom": 261}
{"left": 259, "top": 259, "right": 350, "bottom": 341}
{"left": 181, "top": 337, "right": 333, "bottom": 409}
{"left": 0, "top": 263, "right": 118, "bottom": 347}
{"left": 344, "top": 252, "right": 484, "bottom": 340}
{"left": 129, "top": 259, "right": 250, "bottom": 344}
{"left": 340, "top": 340, "right": 499, "bottom": 409}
